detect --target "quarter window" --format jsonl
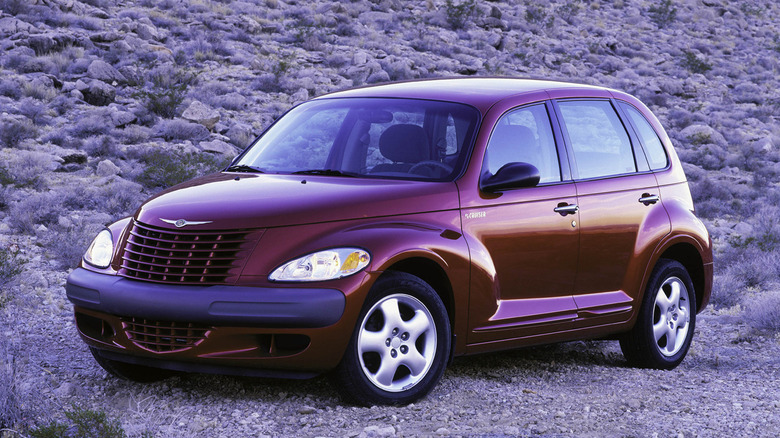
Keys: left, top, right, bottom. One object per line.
{"left": 485, "top": 104, "right": 561, "bottom": 184}
{"left": 558, "top": 100, "right": 635, "bottom": 179}
{"left": 621, "top": 104, "right": 668, "bottom": 170}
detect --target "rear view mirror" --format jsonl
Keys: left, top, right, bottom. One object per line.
{"left": 480, "top": 162, "right": 540, "bottom": 192}
{"left": 357, "top": 110, "right": 393, "bottom": 124}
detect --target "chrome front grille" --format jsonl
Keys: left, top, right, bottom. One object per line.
{"left": 122, "top": 317, "right": 210, "bottom": 353}
{"left": 118, "top": 220, "right": 259, "bottom": 285}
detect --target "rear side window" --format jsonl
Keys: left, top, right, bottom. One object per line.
{"left": 485, "top": 103, "right": 561, "bottom": 184}
{"left": 558, "top": 100, "right": 635, "bottom": 179}
{"left": 621, "top": 103, "right": 668, "bottom": 170}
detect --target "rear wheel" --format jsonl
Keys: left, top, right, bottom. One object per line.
{"left": 90, "top": 347, "right": 175, "bottom": 382}
{"left": 620, "top": 259, "right": 696, "bottom": 369}
{"left": 335, "top": 272, "right": 450, "bottom": 405}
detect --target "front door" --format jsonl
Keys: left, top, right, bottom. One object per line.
{"left": 462, "top": 102, "right": 580, "bottom": 346}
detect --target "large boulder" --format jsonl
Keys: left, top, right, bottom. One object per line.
{"left": 182, "top": 101, "right": 220, "bottom": 130}
{"left": 76, "top": 80, "right": 116, "bottom": 106}
{"left": 87, "top": 60, "right": 127, "bottom": 84}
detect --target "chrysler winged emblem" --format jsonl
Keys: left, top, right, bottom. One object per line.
{"left": 160, "top": 218, "right": 213, "bottom": 228}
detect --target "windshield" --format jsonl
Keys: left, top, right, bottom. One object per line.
{"left": 232, "top": 98, "right": 480, "bottom": 181}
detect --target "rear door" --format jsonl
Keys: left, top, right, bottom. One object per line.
{"left": 552, "top": 99, "right": 671, "bottom": 325}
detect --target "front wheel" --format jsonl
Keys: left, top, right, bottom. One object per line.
{"left": 620, "top": 259, "right": 697, "bottom": 369}
{"left": 335, "top": 272, "right": 451, "bottom": 405}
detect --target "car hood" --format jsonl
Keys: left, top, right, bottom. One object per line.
{"left": 135, "top": 173, "right": 460, "bottom": 230}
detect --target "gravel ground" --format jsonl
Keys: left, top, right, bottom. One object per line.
{"left": 2, "top": 257, "right": 779, "bottom": 437}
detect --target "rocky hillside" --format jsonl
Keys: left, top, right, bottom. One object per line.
{"left": 1, "top": 0, "right": 779, "bottom": 436}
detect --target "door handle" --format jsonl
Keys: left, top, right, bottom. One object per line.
{"left": 554, "top": 203, "right": 579, "bottom": 216}
{"left": 638, "top": 194, "right": 660, "bottom": 205}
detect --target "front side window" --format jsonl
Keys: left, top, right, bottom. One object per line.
{"left": 558, "top": 100, "right": 635, "bottom": 179}
{"left": 620, "top": 103, "right": 668, "bottom": 170}
{"left": 235, "top": 98, "right": 479, "bottom": 181}
{"left": 484, "top": 103, "right": 561, "bottom": 184}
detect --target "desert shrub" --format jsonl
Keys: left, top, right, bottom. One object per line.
{"left": 22, "top": 82, "right": 57, "bottom": 101}
{"left": 117, "top": 125, "right": 152, "bottom": 145}
{"left": 745, "top": 292, "right": 780, "bottom": 332}
{"left": 135, "top": 66, "right": 198, "bottom": 119}
{"left": 154, "top": 119, "right": 210, "bottom": 142}
{"left": 525, "top": 3, "right": 551, "bottom": 27}
{"left": 61, "top": 178, "right": 145, "bottom": 217}
{"left": 719, "top": 246, "right": 779, "bottom": 291}
{"left": 0, "top": 340, "right": 25, "bottom": 430}
{"left": 8, "top": 192, "right": 64, "bottom": 234}
{"left": 135, "top": 148, "right": 230, "bottom": 190}
{"left": 251, "top": 56, "right": 294, "bottom": 93}
{"left": 680, "top": 51, "right": 712, "bottom": 74}
{"left": 2, "top": 150, "right": 54, "bottom": 189}
{"left": 82, "top": 135, "right": 119, "bottom": 158}
{"left": 0, "top": 243, "right": 26, "bottom": 290}
{"left": 18, "top": 98, "right": 51, "bottom": 126}
{"left": 556, "top": 0, "right": 582, "bottom": 24}
{"left": 43, "top": 218, "right": 103, "bottom": 269}
{"left": 0, "top": 80, "right": 22, "bottom": 99}
{"left": 647, "top": 0, "right": 677, "bottom": 29}
{"left": 29, "top": 407, "right": 126, "bottom": 438}
{"left": 70, "top": 111, "right": 113, "bottom": 138}
{"left": 0, "top": 0, "right": 28, "bottom": 15}
{"left": 709, "top": 271, "right": 744, "bottom": 309}
{"left": 0, "top": 118, "right": 38, "bottom": 148}
{"left": 211, "top": 92, "right": 247, "bottom": 111}
{"left": 445, "top": 0, "right": 477, "bottom": 29}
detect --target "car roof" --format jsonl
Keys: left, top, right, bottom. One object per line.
{"left": 317, "top": 77, "right": 612, "bottom": 113}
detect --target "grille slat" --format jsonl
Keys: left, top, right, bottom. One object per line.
{"left": 122, "top": 317, "right": 210, "bottom": 353}
{"left": 118, "top": 220, "right": 258, "bottom": 285}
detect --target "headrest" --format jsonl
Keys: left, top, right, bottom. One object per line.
{"left": 378, "top": 124, "right": 429, "bottom": 163}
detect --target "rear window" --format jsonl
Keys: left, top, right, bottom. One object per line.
{"left": 558, "top": 100, "right": 636, "bottom": 179}
{"left": 621, "top": 103, "right": 668, "bottom": 170}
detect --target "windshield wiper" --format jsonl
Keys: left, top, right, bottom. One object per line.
{"left": 225, "top": 164, "right": 264, "bottom": 173}
{"left": 291, "top": 169, "right": 357, "bottom": 177}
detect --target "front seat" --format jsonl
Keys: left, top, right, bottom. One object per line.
{"left": 371, "top": 124, "right": 429, "bottom": 174}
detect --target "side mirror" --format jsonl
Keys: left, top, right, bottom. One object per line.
{"left": 480, "top": 162, "right": 540, "bottom": 192}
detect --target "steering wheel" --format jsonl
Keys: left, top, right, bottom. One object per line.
{"left": 409, "top": 160, "right": 453, "bottom": 176}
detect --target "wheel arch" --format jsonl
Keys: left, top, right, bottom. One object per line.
{"left": 654, "top": 240, "right": 709, "bottom": 313}
{"left": 382, "top": 257, "right": 456, "bottom": 330}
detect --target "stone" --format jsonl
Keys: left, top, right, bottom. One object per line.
{"left": 135, "top": 23, "right": 160, "bottom": 41}
{"left": 0, "top": 17, "right": 36, "bottom": 35}
{"left": 96, "top": 159, "right": 121, "bottom": 176}
{"left": 80, "top": 80, "right": 116, "bottom": 106}
{"left": 182, "top": 101, "right": 220, "bottom": 130}
{"left": 680, "top": 125, "right": 727, "bottom": 146}
{"left": 54, "top": 382, "right": 79, "bottom": 397}
{"left": 226, "top": 123, "right": 254, "bottom": 149}
{"left": 297, "top": 405, "right": 316, "bottom": 414}
{"left": 200, "top": 140, "right": 238, "bottom": 157}
{"left": 110, "top": 110, "right": 136, "bottom": 127}
{"left": 27, "top": 34, "right": 56, "bottom": 55}
{"left": 291, "top": 88, "right": 309, "bottom": 103}
{"left": 87, "top": 60, "right": 127, "bottom": 83}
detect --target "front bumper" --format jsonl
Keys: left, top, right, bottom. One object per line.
{"left": 66, "top": 268, "right": 357, "bottom": 374}
{"left": 66, "top": 267, "right": 346, "bottom": 327}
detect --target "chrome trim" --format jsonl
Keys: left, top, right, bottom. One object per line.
{"left": 159, "top": 218, "right": 213, "bottom": 228}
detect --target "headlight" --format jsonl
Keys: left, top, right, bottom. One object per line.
{"left": 269, "top": 248, "right": 370, "bottom": 282}
{"left": 83, "top": 229, "right": 114, "bottom": 269}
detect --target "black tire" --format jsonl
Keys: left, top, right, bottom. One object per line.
{"left": 90, "top": 347, "right": 175, "bottom": 382}
{"left": 620, "top": 259, "right": 697, "bottom": 369}
{"left": 334, "top": 272, "right": 451, "bottom": 405}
